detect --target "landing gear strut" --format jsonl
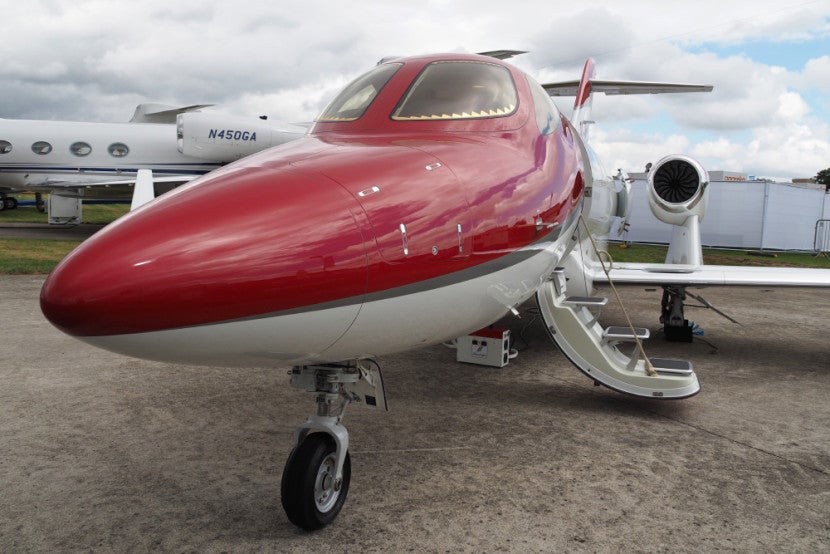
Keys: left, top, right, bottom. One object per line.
{"left": 281, "top": 361, "right": 387, "bottom": 530}
{"left": 660, "top": 285, "right": 741, "bottom": 342}
{"left": 660, "top": 286, "right": 694, "bottom": 342}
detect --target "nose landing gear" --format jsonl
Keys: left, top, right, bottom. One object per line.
{"left": 282, "top": 361, "right": 387, "bottom": 530}
{"left": 281, "top": 432, "right": 352, "bottom": 530}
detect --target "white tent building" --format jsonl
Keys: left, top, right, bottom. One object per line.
{"left": 617, "top": 172, "right": 830, "bottom": 252}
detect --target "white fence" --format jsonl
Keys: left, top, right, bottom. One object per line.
{"left": 617, "top": 180, "right": 830, "bottom": 251}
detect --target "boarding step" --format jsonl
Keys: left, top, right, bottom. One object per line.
{"left": 564, "top": 296, "right": 608, "bottom": 307}
{"left": 550, "top": 267, "right": 568, "bottom": 295}
{"left": 536, "top": 271, "right": 700, "bottom": 399}
{"left": 649, "top": 358, "right": 694, "bottom": 376}
{"left": 603, "top": 326, "right": 649, "bottom": 342}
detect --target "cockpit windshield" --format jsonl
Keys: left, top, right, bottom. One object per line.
{"left": 392, "top": 61, "right": 517, "bottom": 121}
{"left": 318, "top": 63, "right": 401, "bottom": 122}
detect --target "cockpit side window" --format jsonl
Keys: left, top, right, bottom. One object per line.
{"left": 526, "top": 74, "right": 561, "bottom": 135}
{"left": 392, "top": 61, "right": 517, "bottom": 121}
{"left": 318, "top": 63, "right": 401, "bottom": 122}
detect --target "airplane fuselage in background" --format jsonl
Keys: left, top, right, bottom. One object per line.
{"left": 0, "top": 118, "right": 219, "bottom": 190}
{"left": 0, "top": 109, "right": 307, "bottom": 220}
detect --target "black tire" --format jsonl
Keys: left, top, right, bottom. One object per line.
{"left": 4, "top": 197, "right": 17, "bottom": 210}
{"left": 280, "top": 433, "right": 351, "bottom": 531}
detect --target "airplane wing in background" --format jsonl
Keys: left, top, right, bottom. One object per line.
{"left": 23, "top": 174, "right": 199, "bottom": 189}
{"left": 477, "top": 49, "right": 529, "bottom": 60}
{"left": 130, "top": 103, "right": 214, "bottom": 123}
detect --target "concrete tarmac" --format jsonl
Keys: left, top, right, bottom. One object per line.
{"left": 1, "top": 275, "right": 828, "bottom": 552}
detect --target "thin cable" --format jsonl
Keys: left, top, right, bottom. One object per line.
{"left": 578, "top": 213, "right": 656, "bottom": 376}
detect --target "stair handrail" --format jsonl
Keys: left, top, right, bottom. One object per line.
{"left": 579, "top": 214, "right": 657, "bottom": 376}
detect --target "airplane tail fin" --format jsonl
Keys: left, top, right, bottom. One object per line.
{"left": 543, "top": 60, "right": 713, "bottom": 143}
{"left": 571, "top": 58, "right": 597, "bottom": 141}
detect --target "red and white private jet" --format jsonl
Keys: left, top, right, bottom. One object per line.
{"left": 42, "top": 52, "right": 823, "bottom": 530}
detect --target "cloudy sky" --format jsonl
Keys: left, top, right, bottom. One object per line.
{"left": 2, "top": 0, "right": 829, "bottom": 179}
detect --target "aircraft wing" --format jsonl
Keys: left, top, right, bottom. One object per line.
{"left": 543, "top": 79, "right": 713, "bottom": 96}
{"left": 478, "top": 50, "right": 528, "bottom": 60}
{"left": 130, "top": 103, "right": 214, "bottom": 123}
{"left": 591, "top": 262, "right": 830, "bottom": 288}
{"left": 21, "top": 174, "right": 198, "bottom": 190}
{"left": 74, "top": 174, "right": 198, "bottom": 187}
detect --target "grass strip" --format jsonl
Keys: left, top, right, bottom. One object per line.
{"left": 1, "top": 197, "right": 129, "bottom": 225}
{"left": 0, "top": 239, "right": 82, "bottom": 274}
{"left": 608, "top": 242, "right": 830, "bottom": 269}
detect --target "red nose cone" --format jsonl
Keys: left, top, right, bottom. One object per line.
{"left": 41, "top": 161, "right": 368, "bottom": 337}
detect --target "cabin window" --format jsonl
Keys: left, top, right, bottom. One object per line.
{"left": 527, "top": 75, "right": 561, "bottom": 135}
{"left": 32, "top": 141, "right": 53, "bottom": 155}
{"left": 0, "top": 140, "right": 11, "bottom": 154}
{"left": 318, "top": 63, "right": 401, "bottom": 122}
{"left": 392, "top": 61, "right": 517, "bottom": 121}
{"left": 108, "top": 142, "right": 129, "bottom": 157}
{"left": 70, "top": 141, "right": 92, "bottom": 157}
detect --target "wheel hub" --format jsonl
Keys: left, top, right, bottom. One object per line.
{"left": 315, "top": 453, "right": 340, "bottom": 513}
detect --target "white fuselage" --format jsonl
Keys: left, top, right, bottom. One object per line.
{"left": 0, "top": 118, "right": 220, "bottom": 191}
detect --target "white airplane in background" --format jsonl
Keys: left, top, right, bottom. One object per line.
{"left": 0, "top": 103, "right": 306, "bottom": 223}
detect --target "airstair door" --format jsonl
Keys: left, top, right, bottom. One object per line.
{"left": 536, "top": 264, "right": 700, "bottom": 399}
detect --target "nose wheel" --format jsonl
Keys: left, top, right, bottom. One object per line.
{"left": 281, "top": 361, "right": 387, "bottom": 530}
{"left": 281, "top": 433, "right": 352, "bottom": 530}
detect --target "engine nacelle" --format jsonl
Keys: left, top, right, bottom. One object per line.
{"left": 177, "top": 113, "right": 306, "bottom": 162}
{"left": 647, "top": 155, "right": 709, "bottom": 226}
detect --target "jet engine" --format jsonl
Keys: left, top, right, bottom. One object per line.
{"left": 647, "top": 155, "right": 709, "bottom": 226}
{"left": 177, "top": 113, "right": 306, "bottom": 162}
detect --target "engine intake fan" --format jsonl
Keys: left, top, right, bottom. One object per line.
{"left": 647, "top": 155, "right": 708, "bottom": 226}
{"left": 653, "top": 159, "right": 700, "bottom": 203}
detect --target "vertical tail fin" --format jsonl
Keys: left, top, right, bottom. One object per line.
{"left": 572, "top": 58, "right": 596, "bottom": 142}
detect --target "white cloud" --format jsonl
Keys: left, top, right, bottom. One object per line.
{"left": 802, "top": 56, "right": 830, "bottom": 90}
{"left": 590, "top": 128, "right": 692, "bottom": 175}
{"left": 0, "top": 0, "right": 828, "bottom": 176}
{"left": 687, "top": 91, "right": 830, "bottom": 177}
